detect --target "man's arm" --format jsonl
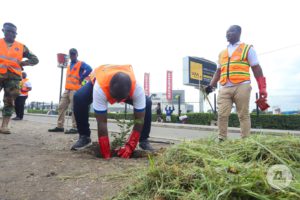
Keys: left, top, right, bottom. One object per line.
{"left": 205, "top": 68, "right": 221, "bottom": 94}
{"left": 80, "top": 62, "right": 93, "bottom": 81}
{"left": 95, "top": 113, "right": 111, "bottom": 159}
{"left": 20, "top": 45, "right": 39, "bottom": 67}
{"left": 132, "top": 111, "right": 145, "bottom": 132}
{"left": 251, "top": 64, "right": 264, "bottom": 78}
{"left": 95, "top": 113, "right": 108, "bottom": 138}
{"left": 117, "top": 110, "right": 145, "bottom": 158}
{"left": 209, "top": 68, "right": 221, "bottom": 88}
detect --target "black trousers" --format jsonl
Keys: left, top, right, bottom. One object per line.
{"left": 14, "top": 96, "right": 28, "bottom": 119}
{"left": 73, "top": 81, "right": 152, "bottom": 141}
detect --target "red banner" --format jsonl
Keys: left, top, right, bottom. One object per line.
{"left": 166, "top": 71, "right": 173, "bottom": 101}
{"left": 144, "top": 73, "right": 150, "bottom": 96}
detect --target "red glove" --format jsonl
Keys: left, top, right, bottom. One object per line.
{"left": 256, "top": 76, "right": 267, "bottom": 99}
{"left": 117, "top": 130, "right": 140, "bottom": 159}
{"left": 98, "top": 136, "right": 111, "bottom": 159}
{"left": 256, "top": 97, "right": 270, "bottom": 111}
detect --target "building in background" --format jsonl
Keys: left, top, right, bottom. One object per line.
{"left": 151, "top": 90, "right": 193, "bottom": 114}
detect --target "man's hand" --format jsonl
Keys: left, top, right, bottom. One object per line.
{"left": 117, "top": 145, "right": 133, "bottom": 158}
{"left": 117, "top": 130, "right": 140, "bottom": 159}
{"left": 205, "top": 85, "right": 213, "bottom": 95}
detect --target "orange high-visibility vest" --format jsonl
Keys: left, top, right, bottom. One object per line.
{"left": 0, "top": 38, "right": 24, "bottom": 76}
{"left": 219, "top": 43, "right": 252, "bottom": 85}
{"left": 94, "top": 64, "right": 136, "bottom": 104}
{"left": 65, "top": 61, "right": 82, "bottom": 90}
{"left": 20, "top": 78, "right": 30, "bottom": 96}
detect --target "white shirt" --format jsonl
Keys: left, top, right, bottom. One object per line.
{"left": 20, "top": 81, "right": 32, "bottom": 96}
{"left": 218, "top": 41, "right": 260, "bottom": 87}
{"left": 93, "top": 81, "right": 146, "bottom": 113}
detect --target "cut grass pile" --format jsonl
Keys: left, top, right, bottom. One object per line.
{"left": 114, "top": 135, "right": 300, "bottom": 200}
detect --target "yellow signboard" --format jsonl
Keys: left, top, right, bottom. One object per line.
{"left": 190, "top": 61, "right": 203, "bottom": 80}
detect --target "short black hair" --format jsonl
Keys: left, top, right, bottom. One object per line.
{"left": 69, "top": 48, "right": 78, "bottom": 54}
{"left": 3, "top": 22, "right": 17, "bottom": 29}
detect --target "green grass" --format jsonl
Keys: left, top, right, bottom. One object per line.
{"left": 113, "top": 135, "right": 300, "bottom": 200}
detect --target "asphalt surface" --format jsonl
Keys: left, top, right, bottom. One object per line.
{"left": 23, "top": 113, "right": 300, "bottom": 141}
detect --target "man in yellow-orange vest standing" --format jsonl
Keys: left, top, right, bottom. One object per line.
{"left": 70, "top": 64, "right": 154, "bottom": 159}
{"left": 205, "top": 25, "right": 269, "bottom": 141}
{"left": 12, "top": 72, "right": 32, "bottom": 120}
{"left": 48, "top": 48, "right": 92, "bottom": 134}
{"left": 0, "top": 22, "right": 39, "bottom": 134}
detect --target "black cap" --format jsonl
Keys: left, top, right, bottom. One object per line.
{"left": 69, "top": 48, "right": 78, "bottom": 54}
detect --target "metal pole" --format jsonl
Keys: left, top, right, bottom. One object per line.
{"left": 59, "top": 67, "right": 64, "bottom": 102}
{"left": 178, "top": 95, "right": 181, "bottom": 120}
{"left": 124, "top": 104, "right": 127, "bottom": 120}
{"left": 214, "top": 93, "right": 217, "bottom": 113}
{"left": 256, "top": 92, "right": 259, "bottom": 117}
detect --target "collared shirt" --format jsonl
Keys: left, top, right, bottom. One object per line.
{"left": 70, "top": 61, "right": 92, "bottom": 81}
{"left": 218, "top": 41, "right": 260, "bottom": 87}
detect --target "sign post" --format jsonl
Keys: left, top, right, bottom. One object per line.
{"left": 183, "top": 56, "right": 217, "bottom": 112}
{"left": 57, "top": 53, "right": 69, "bottom": 102}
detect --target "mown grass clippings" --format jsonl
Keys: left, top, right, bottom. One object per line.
{"left": 113, "top": 135, "right": 300, "bottom": 200}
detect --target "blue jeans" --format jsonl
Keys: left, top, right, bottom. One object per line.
{"left": 73, "top": 81, "right": 152, "bottom": 141}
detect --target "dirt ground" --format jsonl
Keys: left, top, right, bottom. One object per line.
{"left": 0, "top": 119, "right": 171, "bottom": 200}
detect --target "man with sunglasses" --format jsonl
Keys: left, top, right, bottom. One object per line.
{"left": 48, "top": 48, "right": 92, "bottom": 134}
{"left": 71, "top": 64, "right": 154, "bottom": 159}
{"left": 0, "top": 22, "right": 38, "bottom": 134}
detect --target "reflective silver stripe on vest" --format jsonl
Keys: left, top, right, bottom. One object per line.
{"left": 0, "top": 64, "right": 8, "bottom": 69}
{"left": 66, "top": 80, "right": 80, "bottom": 85}
{"left": 67, "top": 74, "right": 80, "bottom": 80}
{"left": 0, "top": 55, "right": 20, "bottom": 63}
{"left": 8, "top": 65, "right": 22, "bottom": 72}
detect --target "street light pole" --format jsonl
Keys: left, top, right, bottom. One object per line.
{"left": 59, "top": 67, "right": 64, "bottom": 102}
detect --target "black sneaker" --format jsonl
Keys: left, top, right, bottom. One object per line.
{"left": 12, "top": 117, "right": 21, "bottom": 120}
{"left": 65, "top": 128, "right": 78, "bottom": 134}
{"left": 139, "top": 140, "right": 155, "bottom": 151}
{"left": 48, "top": 127, "right": 64, "bottom": 132}
{"left": 71, "top": 136, "right": 92, "bottom": 150}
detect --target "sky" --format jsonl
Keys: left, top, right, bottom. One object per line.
{"left": 1, "top": 0, "right": 300, "bottom": 112}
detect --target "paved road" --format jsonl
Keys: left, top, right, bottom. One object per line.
{"left": 23, "top": 113, "right": 300, "bottom": 140}
{"left": 23, "top": 114, "right": 243, "bottom": 141}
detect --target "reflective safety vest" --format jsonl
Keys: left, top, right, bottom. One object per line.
{"left": 94, "top": 64, "right": 136, "bottom": 104}
{"left": 0, "top": 38, "right": 24, "bottom": 76}
{"left": 219, "top": 43, "right": 252, "bottom": 85}
{"left": 65, "top": 61, "right": 82, "bottom": 90}
{"left": 20, "top": 78, "right": 30, "bottom": 96}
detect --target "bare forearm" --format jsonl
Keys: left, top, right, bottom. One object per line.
{"left": 210, "top": 68, "right": 221, "bottom": 87}
{"left": 133, "top": 111, "right": 145, "bottom": 132}
{"left": 251, "top": 64, "right": 264, "bottom": 78}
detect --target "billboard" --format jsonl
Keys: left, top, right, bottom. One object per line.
{"left": 144, "top": 73, "right": 150, "bottom": 96}
{"left": 166, "top": 71, "right": 172, "bottom": 101}
{"left": 183, "top": 56, "right": 217, "bottom": 86}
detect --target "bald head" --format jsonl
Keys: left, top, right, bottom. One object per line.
{"left": 226, "top": 25, "right": 242, "bottom": 44}
{"left": 109, "top": 72, "right": 131, "bottom": 102}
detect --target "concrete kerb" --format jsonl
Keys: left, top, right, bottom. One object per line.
{"left": 25, "top": 113, "right": 300, "bottom": 136}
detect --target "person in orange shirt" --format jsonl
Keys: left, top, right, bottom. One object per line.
{"left": 0, "top": 22, "right": 38, "bottom": 134}
{"left": 48, "top": 48, "right": 92, "bottom": 134}
{"left": 12, "top": 72, "right": 32, "bottom": 120}
{"left": 71, "top": 64, "right": 154, "bottom": 159}
{"left": 206, "top": 25, "right": 269, "bottom": 141}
